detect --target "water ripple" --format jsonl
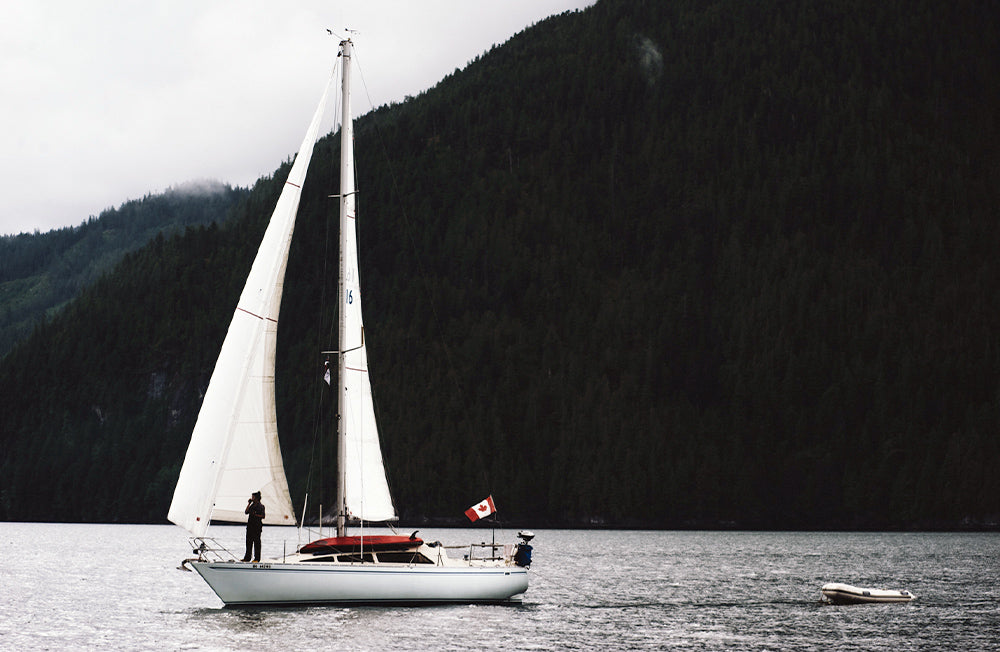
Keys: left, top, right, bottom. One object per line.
{"left": 2, "top": 525, "right": 998, "bottom": 650}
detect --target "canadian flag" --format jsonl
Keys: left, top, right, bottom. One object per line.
{"left": 465, "top": 495, "right": 496, "bottom": 522}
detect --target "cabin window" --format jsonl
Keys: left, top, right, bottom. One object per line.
{"left": 340, "top": 553, "right": 374, "bottom": 563}
{"left": 376, "top": 551, "right": 433, "bottom": 564}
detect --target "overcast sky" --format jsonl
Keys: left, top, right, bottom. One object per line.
{"left": 0, "top": 1, "right": 595, "bottom": 236}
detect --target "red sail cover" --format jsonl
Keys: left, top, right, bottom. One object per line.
{"left": 299, "top": 535, "right": 422, "bottom": 554}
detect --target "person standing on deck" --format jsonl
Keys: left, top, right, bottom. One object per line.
{"left": 242, "top": 491, "right": 265, "bottom": 562}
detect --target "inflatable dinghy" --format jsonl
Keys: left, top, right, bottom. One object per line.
{"left": 821, "top": 582, "right": 915, "bottom": 604}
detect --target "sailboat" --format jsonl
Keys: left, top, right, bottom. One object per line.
{"left": 167, "top": 38, "right": 530, "bottom": 606}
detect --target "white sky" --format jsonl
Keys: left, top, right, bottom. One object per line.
{"left": 0, "top": 0, "right": 594, "bottom": 236}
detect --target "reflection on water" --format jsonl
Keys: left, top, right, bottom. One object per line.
{"left": 1, "top": 524, "right": 998, "bottom": 650}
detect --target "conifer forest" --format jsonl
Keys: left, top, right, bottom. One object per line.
{"left": 1, "top": 0, "right": 998, "bottom": 529}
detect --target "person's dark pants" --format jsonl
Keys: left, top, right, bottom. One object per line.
{"left": 244, "top": 525, "right": 262, "bottom": 561}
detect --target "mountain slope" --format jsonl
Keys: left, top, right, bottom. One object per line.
{"left": 0, "top": 181, "right": 246, "bottom": 358}
{"left": 1, "top": 0, "right": 998, "bottom": 528}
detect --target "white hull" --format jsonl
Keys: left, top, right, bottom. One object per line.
{"left": 191, "top": 560, "right": 528, "bottom": 606}
{"left": 821, "top": 582, "right": 915, "bottom": 605}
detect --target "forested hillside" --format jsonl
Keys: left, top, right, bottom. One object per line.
{"left": 0, "top": 181, "right": 245, "bottom": 358}
{"left": 1, "top": 0, "right": 998, "bottom": 529}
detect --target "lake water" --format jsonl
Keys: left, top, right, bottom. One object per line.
{"left": 1, "top": 524, "right": 997, "bottom": 650}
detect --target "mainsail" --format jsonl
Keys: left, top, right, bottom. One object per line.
{"left": 168, "top": 71, "right": 336, "bottom": 537}
{"left": 337, "top": 39, "right": 396, "bottom": 524}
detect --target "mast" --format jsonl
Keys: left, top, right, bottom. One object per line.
{"left": 336, "top": 38, "right": 354, "bottom": 538}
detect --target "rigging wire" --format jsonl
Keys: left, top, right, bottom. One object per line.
{"left": 344, "top": 44, "right": 386, "bottom": 534}
{"left": 348, "top": 48, "right": 414, "bottom": 520}
{"left": 352, "top": 46, "right": 497, "bottom": 496}
{"left": 301, "top": 53, "right": 343, "bottom": 537}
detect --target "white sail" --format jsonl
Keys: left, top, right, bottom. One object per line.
{"left": 168, "top": 71, "right": 336, "bottom": 537}
{"left": 337, "top": 39, "right": 396, "bottom": 523}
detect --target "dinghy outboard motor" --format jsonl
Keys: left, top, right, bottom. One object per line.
{"left": 513, "top": 530, "right": 534, "bottom": 568}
